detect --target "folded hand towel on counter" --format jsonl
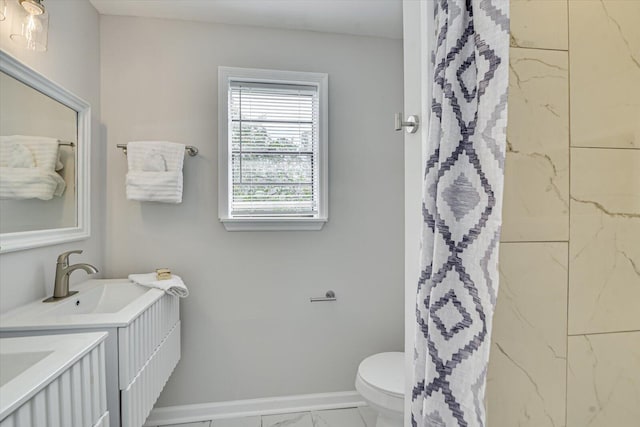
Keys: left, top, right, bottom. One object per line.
{"left": 126, "top": 141, "right": 185, "bottom": 203}
{"left": 128, "top": 273, "right": 189, "bottom": 298}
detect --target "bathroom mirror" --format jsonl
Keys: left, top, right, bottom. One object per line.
{"left": 0, "top": 51, "right": 90, "bottom": 253}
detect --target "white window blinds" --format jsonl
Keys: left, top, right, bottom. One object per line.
{"left": 229, "top": 81, "right": 320, "bottom": 217}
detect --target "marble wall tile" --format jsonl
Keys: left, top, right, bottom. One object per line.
{"left": 567, "top": 332, "right": 640, "bottom": 427}
{"left": 310, "top": 408, "right": 366, "bottom": 427}
{"left": 487, "top": 242, "right": 568, "bottom": 427}
{"left": 262, "top": 412, "right": 313, "bottom": 427}
{"left": 511, "top": 0, "right": 568, "bottom": 50}
{"left": 569, "top": 0, "right": 640, "bottom": 148}
{"left": 569, "top": 149, "right": 640, "bottom": 335}
{"left": 502, "top": 48, "right": 569, "bottom": 242}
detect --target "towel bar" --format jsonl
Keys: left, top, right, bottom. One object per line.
{"left": 116, "top": 143, "right": 199, "bottom": 157}
{"left": 310, "top": 290, "right": 337, "bottom": 302}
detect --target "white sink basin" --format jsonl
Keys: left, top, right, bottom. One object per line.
{"left": 0, "top": 351, "right": 52, "bottom": 387}
{"left": 41, "top": 280, "right": 150, "bottom": 316}
{"left": 0, "top": 332, "right": 107, "bottom": 419}
{"left": 0, "top": 279, "right": 164, "bottom": 331}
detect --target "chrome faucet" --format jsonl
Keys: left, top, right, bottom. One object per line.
{"left": 43, "top": 250, "right": 99, "bottom": 302}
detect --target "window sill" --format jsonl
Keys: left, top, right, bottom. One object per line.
{"left": 220, "top": 217, "right": 327, "bottom": 231}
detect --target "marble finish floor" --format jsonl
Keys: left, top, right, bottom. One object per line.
{"left": 150, "top": 406, "right": 377, "bottom": 427}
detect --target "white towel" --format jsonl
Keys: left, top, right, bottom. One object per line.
{"left": 7, "top": 143, "right": 36, "bottom": 168}
{"left": 0, "top": 136, "right": 66, "bottom": 200}
{"left": 0, "top": 167, "right": 66, "bottom": 200}
{"left": 128, "top": 273, "right": 189, "bottom": 298}
{"left": 126, "top": 141, "right": 185, "bottom": 203}
{"left": 126, "top": 171, "right": 183, "bottom": 203}
{"left": 143, "top": 150, "right": 168, "bottom": 171}
{"left": 0, "top": 135, "right": 60, "bottom": 171}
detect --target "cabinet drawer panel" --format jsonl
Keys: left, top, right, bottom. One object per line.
{"left": 120, "top": 321, "right": 181, "bottom": 427}
{"left": 118, "top": 294, "right": 179, "bottom": 388}
{"left": 92, "top": 412, "right": 109, "bottom": 427}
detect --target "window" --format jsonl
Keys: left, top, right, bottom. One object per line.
{"left": 218, "top": 67, "right": 328, "bottom": 231}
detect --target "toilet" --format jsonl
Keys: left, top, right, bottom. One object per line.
{"left": 355, "top": 352, "right": 404, "bottom": 427}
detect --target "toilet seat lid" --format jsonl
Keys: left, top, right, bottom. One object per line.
{"left": 357, "top": 352, "right": 404, "bottom": 397}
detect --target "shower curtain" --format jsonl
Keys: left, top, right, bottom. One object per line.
{"left": 412, "top": 0, "right": 509, "bottom": 426}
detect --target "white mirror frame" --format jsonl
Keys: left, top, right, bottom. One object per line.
{"left": 0, "top": 50, "right": 91, "bottom": 253}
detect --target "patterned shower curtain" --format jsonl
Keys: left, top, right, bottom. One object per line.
{"left": 412, "top": 0, "right": 509, "bottom": 426}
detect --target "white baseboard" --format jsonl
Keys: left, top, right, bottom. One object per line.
{"left": 144, "top": 390, "right": 366, "bottom": 426}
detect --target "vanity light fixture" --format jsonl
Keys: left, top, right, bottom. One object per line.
{"left": 10, "top": 0, "right": 49, "bottom": 52}
{"left": 0, "top": 0, "right": 7, "bottom": 21}
{"left": 18, "top": 0, "right": 44, "bottom": 15}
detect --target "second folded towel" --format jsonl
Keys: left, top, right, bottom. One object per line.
{"left": 128, "top": 272, "right": 189, "bottom": 298}
{"left": 126, "top": 141, "right": 185, "bottom": 203}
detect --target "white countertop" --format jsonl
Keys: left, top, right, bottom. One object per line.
{"left": 0, "top": 332, "right": 108, "bottom": 420}
{"left": 0, "top": 279, "right": 165, "bottom": 332}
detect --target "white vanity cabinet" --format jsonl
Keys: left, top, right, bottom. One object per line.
{"left": 0, "top": 279, "right": 181, "bottom": 427}
{"left": 0, "top": 333, "right": 109, "bottom": 427}
{"left": 117, "top": 293, "right": 180, "bottom": 427}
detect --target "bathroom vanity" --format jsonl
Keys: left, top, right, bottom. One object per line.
{"left": 0, "top": 332, "right": 109, "bottom": 427}
{"left": 0, "top": 279, "right": 180, "bottom": 427}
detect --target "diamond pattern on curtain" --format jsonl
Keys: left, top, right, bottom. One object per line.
{"left": 411, "top": 0, "right": 509, "bottom": 426}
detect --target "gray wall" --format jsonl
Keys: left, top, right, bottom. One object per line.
{"left": 0, "top": 0, "right": 104, "bottom": 313}
{"left": 100, "top": 16, "right": 404, "bottom": 404}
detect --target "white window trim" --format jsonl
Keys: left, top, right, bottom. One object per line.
{"left": 218, "top": 67, "right": 329, "bottom": 231}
